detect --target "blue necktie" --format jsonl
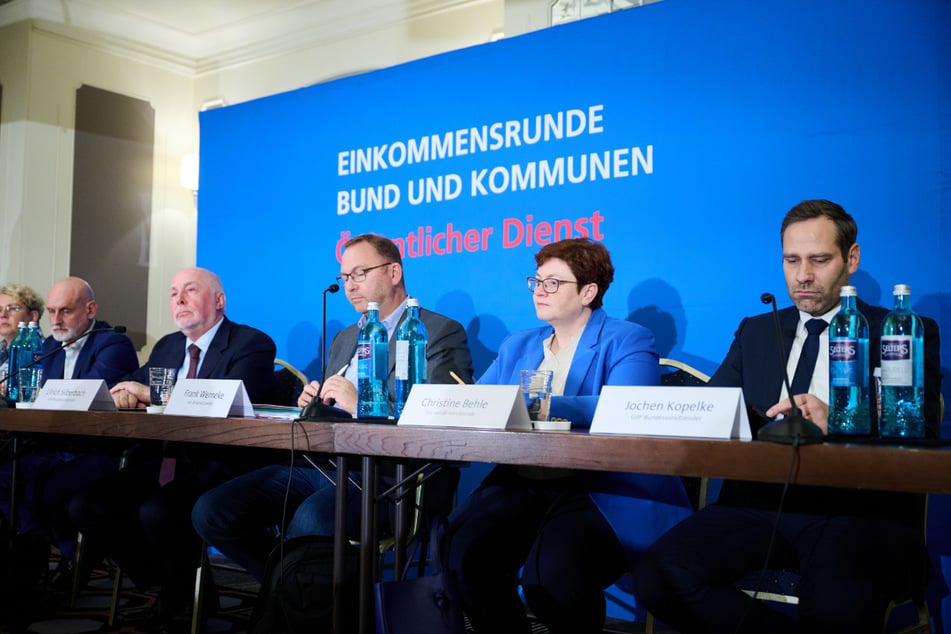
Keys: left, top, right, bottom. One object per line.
{"left": 789, "top": 318, "right": 828, "bottom": 397}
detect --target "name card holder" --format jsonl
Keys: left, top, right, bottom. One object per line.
{"left": 164, "top": 379, "right": 254, "bottom": 418}
{"left": 590, "top": 386, "right": 752, "bottom": 440}
{"left": 397, "top": 384, "right": 531, "bottom": 430}
{"left": 32, "top": 379, "right": 117, "bottom": 411}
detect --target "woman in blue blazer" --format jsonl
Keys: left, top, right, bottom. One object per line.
{"left": 443, "top": 238, "right": 692, "bottom": 634}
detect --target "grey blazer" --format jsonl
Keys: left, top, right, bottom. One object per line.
{"left": 325, "top": 306, "right": 474, "bottom": 397}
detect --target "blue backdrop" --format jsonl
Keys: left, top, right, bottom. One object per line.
{"left": 198, "top": 0, "right": 951, "bottom": 626}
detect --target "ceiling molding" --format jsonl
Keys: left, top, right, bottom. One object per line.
{"left": 0, "top": 0, "right": 494, "bottom": 75}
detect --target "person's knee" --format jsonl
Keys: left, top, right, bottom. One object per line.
{"left": 630, "top": 549, "right": 669, "bottom": 610}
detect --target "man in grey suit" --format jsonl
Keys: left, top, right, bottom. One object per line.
{"left": 192, "top": 233, "right": 474, "bottom": 582}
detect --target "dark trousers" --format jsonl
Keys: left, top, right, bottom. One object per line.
{"left": 631, "top": 503, "right": 928, "bottom": 634}
{"left": 0, "top": 450, "right": 119, "bottom": 558}
{"left": 442, "top": 466, "right": 626, "bottom": 634}
{"left": 68, "top": 456, "right": 236, "bottom": 613}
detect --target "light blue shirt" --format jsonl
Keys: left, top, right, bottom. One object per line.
{"left": 344, "top": 299, "right": 407, "bottom": 388}
{"left": 179, "top": 316, "right": 224, "bottom": 379}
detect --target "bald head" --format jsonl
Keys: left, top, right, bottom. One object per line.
{"left": 47, "top": 277, "right": 98, "bottom": 343}
{"left": 169, "top": 267, "right": 226, "bottom": 340}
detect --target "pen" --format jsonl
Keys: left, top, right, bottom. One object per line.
{"left": 334, "top": 363, "right": 349, "bottom": 376}
{"left": 449, "top": 371, "right": 466, "bottom": 385}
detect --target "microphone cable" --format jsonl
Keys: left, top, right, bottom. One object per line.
{"left": 732, "top": 437, "right": 801, "bottom": 634}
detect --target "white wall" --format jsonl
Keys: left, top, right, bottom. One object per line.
{"left": 0, "top": 2, "right": 509, "bottom": 357}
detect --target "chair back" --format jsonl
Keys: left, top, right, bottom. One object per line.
{"left": 269, "top": 359, "right": 308, "bottom": 406}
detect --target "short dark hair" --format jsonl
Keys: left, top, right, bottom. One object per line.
{"left": 780, "top": 199, "right": 857, "bottom": 261}
{"left": 535, "top": 238, "right": 614, "bottom": 309}
{"left": 346, "top": 233, "right": 403, "bottom": 266}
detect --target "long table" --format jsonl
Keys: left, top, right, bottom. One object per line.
{"left": 4, "top": 408, "right": 951, "bottom": 634}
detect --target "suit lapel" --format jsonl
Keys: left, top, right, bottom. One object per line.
{"left": 197, "top": 318, "right": 231, "bottom": 379}
{"left": 562, "top": 310, "right": 604, "bottom": 397}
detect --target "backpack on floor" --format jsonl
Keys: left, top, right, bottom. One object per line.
{"left": 248, "top": 535, "right": 359, "bottom": 634}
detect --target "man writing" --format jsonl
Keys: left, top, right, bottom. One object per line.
{"left": 192, "top": 233, "right": 474, "bottom": 585}
{"left": 632, "top": 200, "right": 942, "bottom": 633}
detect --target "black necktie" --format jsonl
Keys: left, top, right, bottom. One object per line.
{"left": 789, "top": 318, "right": 828, "bottom": 397}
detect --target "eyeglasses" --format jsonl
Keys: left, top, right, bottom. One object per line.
{"left": 0, "top": 305, "right": 23, "bottom": 315}
{"left": 336, "top": 262, "right": 394, "bottom": 284}
{"left": 526, "top": 277, "right": 580, "bottom": 293}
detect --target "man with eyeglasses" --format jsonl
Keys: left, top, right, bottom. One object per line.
{"left": 192, "top": 232, "right": 474, "bottom": 593}
{"left": 0, "top": 283, "right": 45, "bottom": 397}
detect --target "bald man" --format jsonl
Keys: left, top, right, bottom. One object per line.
{"left": 0, "top": 277, "right": 138, "bottom": 626}
{"left": 69, "top": 267, "right": 277, "bottom": 631}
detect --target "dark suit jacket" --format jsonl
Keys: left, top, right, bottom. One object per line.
{"left": 712, "top": 300, "right": 942, "bottom": 522}
{"left": 128, "top": 316, "right": 276, "bottom": 469}
{"left": 40, "top": 320, "right": 139, "bottom": 387}
{"left": 130, "top": 316, "right": 276, "bottom": 404}
{"left": 325, "top": 306, "right": 474, "bottom": 401}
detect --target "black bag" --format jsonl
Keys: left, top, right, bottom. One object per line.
{"left": 373, "top": 517, "right": 465, "bottom": 634}
{"left": 249, "top": 535, "right": 359, "bottom": 634}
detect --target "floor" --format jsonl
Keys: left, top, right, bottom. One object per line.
{"left": 1, "top": 553, "right": 677, "bottom": 634}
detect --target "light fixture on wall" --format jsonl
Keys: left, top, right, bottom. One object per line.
{"left": 180, "top": 153, "right": 199, "bottom": 192}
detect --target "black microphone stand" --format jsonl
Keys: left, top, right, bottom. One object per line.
{"left": 300, "top": 284, "right": 349, "bottom": 421}
{"left": 756, "top": 293, "right": 824, "bottom": 445}
{"left": 0, "top": 325, "right": 127, "bottom": 404}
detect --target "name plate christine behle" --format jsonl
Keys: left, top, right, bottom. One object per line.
{"left": 398, "top": 384, "right": 532, "bottom": 430}
{"left": 31, "top": 379, "right": 116, "bottom": 411}
{"left": 164, "top": 379, "right": 254, "bottom": 418}
{"left": 590, "top": 386, "right": 751, "bottom": 440}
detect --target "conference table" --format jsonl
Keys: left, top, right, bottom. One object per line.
{"left": 2, "top": 408, "right": 951, "bottom": 634}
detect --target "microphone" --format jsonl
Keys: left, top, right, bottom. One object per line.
{"left": 0, "top": 324, "right": 127, "bottom": 389}
{"left": 319, "top": 283, "right": 339, "bottom": 393}
{"left": 0, "top": 324, "right": 127, "bottom": 408}
{"left": 299, "top": 284, "right": 349, "bottom": 421}
{"left": 755, "top": 293, "right": 824, "bottom": 445}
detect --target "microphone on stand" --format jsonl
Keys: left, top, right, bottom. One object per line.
{"left": 0, "top": 324, "right": 127, "bottom": 407}
{"left": 300, "top": 284, "right": 349, "bottom": 421}
{"left": 755, "top": 293, "right": 824, "bottom": 445}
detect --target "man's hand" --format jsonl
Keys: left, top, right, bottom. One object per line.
{"left": 110, "top": 381, "right": 150, "bottom": 409}
{"left": 296, "top": 377, "right": 357, "bottom": 415}
{"left": 766, "top": 394, "right": 829, "bottom": 433}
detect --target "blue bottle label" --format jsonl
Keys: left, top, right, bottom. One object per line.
{"left": 829, "top": 338, "right": 858, "bottom": 387}
{"left": 357, "top": 343, "right": 371, "bottom": 379}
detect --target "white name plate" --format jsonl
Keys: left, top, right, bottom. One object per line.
{"left": 590, "top": 386, "right": 752, "bottom": 440}
{"left": 164, "top": 379, "right": 254, "bottom": 418}
{"left": 32, "top": 379, "right": 116, "bottom": 411}
{"left": 397, "top": 384, "right": 531, "bottom": 430}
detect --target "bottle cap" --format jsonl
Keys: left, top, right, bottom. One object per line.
{"left": 28, "top": 321, "right": 37, "bottom": 328}
{"left": 407, "top": 297, "right": 420, "bottom": 307}
{"left": 839, "top": 285, "right": 857, "bottom": 297}
{"left": 17, "top": 322, "right": 26, "bottom": 328}
{"left": 367, "top": 301, "right": 380, "bottom": 310}
{"left": 893, "top": 284, "right": 911, "bottom": 296}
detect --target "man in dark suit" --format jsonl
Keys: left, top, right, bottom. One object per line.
{"left": 192, "top": 233, "right": 474, "bottom": 583}
{"left": 69, "top": 267, "right": 276, "bottom": 632}
{"left": 0, "top": 277, "right": 138, "bottom": 623}
{"left": 632, "top": 200, "right": 942, "bottom": 633}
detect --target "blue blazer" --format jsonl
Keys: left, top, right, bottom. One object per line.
{"left": 479, "top": 308, "right": 692, "bottom": 563}
{"left": 478, "top": 307, "right": 660, "bottom": 428}
{"left": 712, "top": 300, "right": 942, "bottom": 522}
{"left": 130, "top": 316, "right": 276, "bottom": 404}
{"left": 40, "top": 320, "right": 139, "bottom": 387}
